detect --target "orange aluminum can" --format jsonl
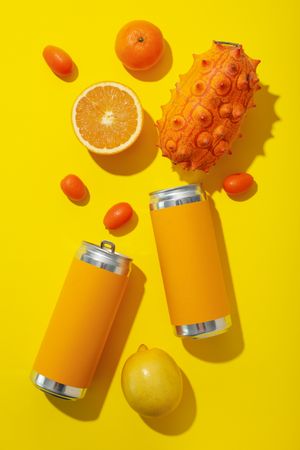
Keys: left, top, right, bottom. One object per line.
{"left": 31, "top": 240, "right": 131, "bottom": 400}
{"left": 150, "top": 184, "right": 231, "bottom": 339}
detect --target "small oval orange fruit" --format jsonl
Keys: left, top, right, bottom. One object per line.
{"left": 115, "top": 20, "right": 164, "bottom": 71}
{"left": 60, "top": 174, "right": 87, "bottom": 202}
{"left": 43, "top": 46, "right": 74, "bottom": 77}
{"left": 103, "top": 202, "right": 133, "bottom": 230}
{"left": 223, "top": 172, "right": 254, "bottom": 195}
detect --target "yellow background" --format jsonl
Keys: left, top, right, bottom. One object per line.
{"left": 1, "top": 1, "right": 299, "bottom": 449}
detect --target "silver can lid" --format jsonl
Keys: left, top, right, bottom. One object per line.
{"left": 149, "top": 184, "right": 206, "bottom": 211}
{"left": 77, "top": 240, "right": 132, "bottom": 276}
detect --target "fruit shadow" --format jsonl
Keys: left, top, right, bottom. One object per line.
{"left": 141, "top": 370, "right": 196, "bottom": 435}
{"left": 183, "top": 197, "right": 244, "bottom": 362}
{"left": 108, "top": 211, "right": 139, "bottom": 237}
{"left": 54, "top": 63, "right": 79, "bottom": 82}
{"left": 174, "top": 84, "right": 280, "bottom": 195}
{"left": 89, "top": 111, "right": 158, "bottom": 175}
{"left": 69, "top": 188, "right": 90, "bottom": 206}
{"left": 46, "top": 264, "right": 145, "bottom": 420}
{"left": 125, "top": 40, "right": 173, "bottom": 82}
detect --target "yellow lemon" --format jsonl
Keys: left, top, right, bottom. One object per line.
{"left": 121, "top": 344, "right": 183, "bottom": 417}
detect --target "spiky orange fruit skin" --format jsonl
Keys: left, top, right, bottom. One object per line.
{"left": 157, "top": 42, "right": 261, "bottom": 172}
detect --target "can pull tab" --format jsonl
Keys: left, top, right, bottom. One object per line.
{"left": 100, "top": 240, "right": 116, "bottom": 254}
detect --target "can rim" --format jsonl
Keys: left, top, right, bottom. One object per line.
{"left": 82, "top": 241, "right": 132, "bottom": 262}
{"left": 149, "top": 183, "right": 200, "bottom": 197}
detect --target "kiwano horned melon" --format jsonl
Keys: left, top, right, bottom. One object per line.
{"left": 157, "top": 41, "right": 261, "bottom": 172}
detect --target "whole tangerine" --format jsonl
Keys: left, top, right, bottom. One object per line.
{"left": 115, "top": 20, "right": 164, "bottom": 71}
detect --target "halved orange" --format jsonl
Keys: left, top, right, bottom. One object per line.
{"left": 72, "top": 82, "right": 143, "bottom": 154}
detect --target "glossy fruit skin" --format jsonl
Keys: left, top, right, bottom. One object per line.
{"left": 121, "top": 344, "right": 183, "bottom": 417}
{"left": 157, "top": 41, "right": 260, "bottom": 171}
{"left": 115, "top": 20, "right": 164, "bottom": 71}
{"left": 103, "top": 202, "right": 133, "bottom": 229}
{"left": 60, "top": 175, "right": 87, "bottom": 202}
{"left": 43, "top": 46, "right": 74, "bottom": 77}
{"left": 223, "top": 172, "right": 254, "bottom": 194}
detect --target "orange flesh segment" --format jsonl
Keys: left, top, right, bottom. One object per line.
{"left": 75, "top": 86, "right": 138, "bottom": 149}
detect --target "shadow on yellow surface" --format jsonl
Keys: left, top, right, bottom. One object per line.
{"left": 125, "top": 40, "right": 173, "bottom": 82}
{"left": 89, "top": 111, "right": 158, "bottom": 175}
{"left": 68, "top": 187, "right": 90, "bottom": 206}
{"left": 183, "top": 198, "right": 244, "bottom": 361}
{"left": 50, "top": 63, "right": 79, "bottom": 82}
{"left": 63, "top": 63, "right": 79, "bottom": 82}
{"left": 141, "top": 370, "right": 196, "bottom": 435}
{"left": 108, "top": 210, "right": 139, "bottom": 237}
{"left": 46, "top": 264, "right": 145, "bottom": 420}
{"left": 173, "top": 85, "right": 280, "bottom": 194}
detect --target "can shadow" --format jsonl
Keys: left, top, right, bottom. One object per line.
{"left": 46, "top": 264, "right": 146, "bottom": 420}
{"left": 141, "top": 370, "right": 196, "bottom": 435}
{"left": 124, "top": 40, "right": 173, "bottom": 82}
{"left": 183, "top": 197, "right": 244, "bottom": 362}
{"left": 89, "top": 111, "right": 158, "bottom": 175}
{"left": 173, "top": 84, "right": 280, "bottom": 195}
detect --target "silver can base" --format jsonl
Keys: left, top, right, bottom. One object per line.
{"left": 175, "top": 315, "right": 231, "bottom": 339}
{"left": 31, "top": 371, "right": 86, "bottom": 400}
